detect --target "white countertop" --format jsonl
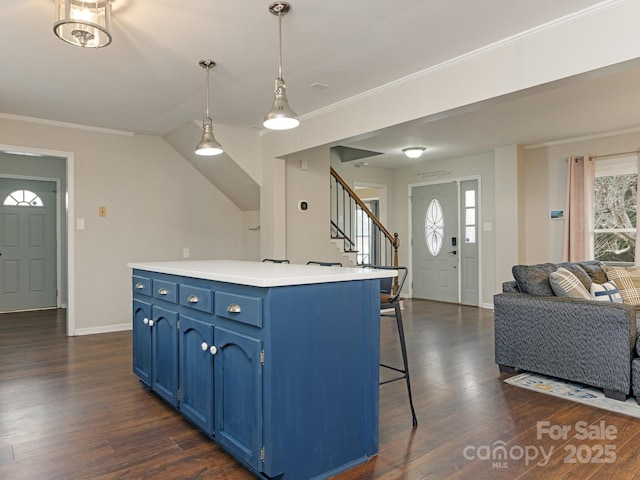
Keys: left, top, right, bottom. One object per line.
{"left": 128, "top": 260, "right": 396, "bottom": 287}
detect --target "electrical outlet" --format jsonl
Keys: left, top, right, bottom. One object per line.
{"left": 98, "top": 206, "right": 107, "bottom": 217}
{"left": 183, "top": 248, "right": 190, "bottom": 258}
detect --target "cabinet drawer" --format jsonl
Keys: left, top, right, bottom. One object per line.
{"left": 153, "top": 279, "right": 178, "bottom": 303}
{"left": 133, "top": 275, "right": 151, "bottom": 296}
{"left": 215, "top": 292, "right": 262, "bottom": 328}
{"left": 179, "top": 285, "right": 214, "bottom": 314}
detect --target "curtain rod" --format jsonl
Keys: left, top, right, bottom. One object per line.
{"left": 594, "top": 149, "right": 640, "bottom": 160}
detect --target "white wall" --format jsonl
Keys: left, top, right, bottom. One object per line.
{"left": 0, "top": 117, "right": 246, "bottom": 334}
{"left": 522, "top": 130, "right": 640, "bottom": 264}
{"left": 284, "top": 147, "right": 349, "bottom": 265}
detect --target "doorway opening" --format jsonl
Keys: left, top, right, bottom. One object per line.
{"left": 0, "top": 146, "right": 75, "bottom": 334}
{"left": 409, "top": 177, "right": 481, "bottom": 306}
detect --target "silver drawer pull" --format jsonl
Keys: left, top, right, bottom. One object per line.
{"left": 158, "top": 288, "right": 168, "bottom": 295}
{"left": 187, "top": 295, "right": 199, "bottom": 303}
{"left": 135, "top": 282, "right": 145, "bottom": 289}
{"left": 227, "top": 303, "right": 241, "bottom": 313}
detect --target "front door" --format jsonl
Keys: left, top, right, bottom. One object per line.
{"left": 411, "top": 180, "right": 480, "bottom": 305}
{"left": 412, "top": 182, "right": 459, "bottom": 302}
{"left": 0, "top": 178, "right": 57, "bottom": 311}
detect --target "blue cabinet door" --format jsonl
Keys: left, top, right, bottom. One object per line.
{"left": 179, "top": 315, "right": 214, "bottom": 434}
{"left": 151, "top": 305, "right": 179, "bottom": 407}
{"left": 214, "top": 326, "right": 263, "bottom": 472}
{"left": 132, "top": 299, "right": 152, "bottom": 386}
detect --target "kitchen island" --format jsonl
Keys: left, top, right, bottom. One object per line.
{"left": 128, "top": 260, "right": 395, "bottom": 480}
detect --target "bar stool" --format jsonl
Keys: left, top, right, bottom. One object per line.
{"left": 306, "top": 261, "right": 343, "bottom": 266}
{"left": 366, "top": 265, "right": 418, "bottom": 427}
{"left": 262, "top": 258, "right": 290, "bottom": 263}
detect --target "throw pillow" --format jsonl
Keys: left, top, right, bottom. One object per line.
{"left": 579, "top": 260, "right": 608, "bottom": 285}
{"left": 590, "top": 281, "right": 623, "bottom": 303}
{"left": 512, "top": 263, "right": 557, "bottom": 296}
{"left": 549, "top": 267, "right": 591, "bottom": 299}
{"left": 605, "top": 266, "right": 640, "bottom": 306}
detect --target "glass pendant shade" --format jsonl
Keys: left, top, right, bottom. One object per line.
{"left": 195, "top": 119, "right": 223, "bottom": 156}
{"left": 263, "top": 78, "right": 299, "bottom": 130}
{"left": 54, "top": 0, "right": 112, "bottom": 48}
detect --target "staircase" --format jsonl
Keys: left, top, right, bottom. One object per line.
{"left": 330, "top": 167, "right": 399, "bottom": 269}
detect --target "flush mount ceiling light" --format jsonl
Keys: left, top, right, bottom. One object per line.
{"left": 263, "top": 1, "right": 299, "bottom": 131}
{"left": 195, "top": 60, "right": 223, "bottom": 156}
{"left": 402, "top": 147, "right": 426, "bottom": 159}
{"left": 53, "top": 0, "right": 112, "bottom": 48}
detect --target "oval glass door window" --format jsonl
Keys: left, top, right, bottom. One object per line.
{"left": 425, "top": 199, "right": 444, "bottom": 256}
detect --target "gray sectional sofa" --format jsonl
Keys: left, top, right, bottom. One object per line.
{"left": 494, "top": 260, "right": 637, "bottom": 401}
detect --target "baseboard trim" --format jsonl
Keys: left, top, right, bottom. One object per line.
{"left": 74, "top": 323, "right": 132, "bottom": 336}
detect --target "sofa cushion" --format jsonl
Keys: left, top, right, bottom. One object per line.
{"left": 590, "top": 281, "right": 623, "bottom": 303}
{"left": 605, "top": 266, "right": 640, "bottom": 306}
{"left": 549, "top": 267, "right": 591, "bottom": 299}
{"left": 512, "top": 262, "right": 591, "bottom": 296}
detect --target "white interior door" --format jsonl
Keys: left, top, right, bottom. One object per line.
{"left": 412, "top": 182, "right": 459, "bottom": 302}
{"left": 0, "top": 179, "right": 57, "bottom": 311}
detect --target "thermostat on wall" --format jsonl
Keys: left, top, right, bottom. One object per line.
{"left": 299, "top": 200, "right": 308, "bottom": 211}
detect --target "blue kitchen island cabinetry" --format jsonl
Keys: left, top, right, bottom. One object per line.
{"left": 129, "top": 260, "right": 395, "bottom": 480}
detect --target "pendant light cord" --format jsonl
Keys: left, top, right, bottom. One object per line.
{"left": 278, "top": 13, "right": 283, "bottom": 80}
{"left": 204, "top": 64, "right": 211, "bottom": 120}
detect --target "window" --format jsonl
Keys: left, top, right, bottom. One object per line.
{"left": 464, "top": 189, "right": 476, "bottom": 244}
{"left": 594, "top": 156, "right": 637, "bottom": 263}
{"left": 425, "top": 199, "right": 444, "bottom": 256}
{"left": 355, "top": 206, "right": 371, "bottom": 264}
{"left": 3, "top": 189, "right": 44, "bottom": 207}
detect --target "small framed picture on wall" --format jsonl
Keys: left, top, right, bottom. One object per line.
{"left": 549, "top": 209, "right": 564, "bottom": 220}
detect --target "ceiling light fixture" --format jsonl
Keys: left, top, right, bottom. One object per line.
{"left": 195, "top": 60, "right": 223, "bottom": 156}
{"left": 263, "top": 2, "right": 299, "bottom": 131}
{"left": 53, "top": 0, "right": 112, "bottom": 48}
{"left": 402, "top": 147, "right": 426, "bottom": 159}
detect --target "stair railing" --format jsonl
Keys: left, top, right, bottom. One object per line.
{"left": 330, "top": 167, "right": 399, "bottom": 272}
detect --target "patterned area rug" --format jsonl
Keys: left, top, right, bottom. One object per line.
{"left": 504, "top": 372, "right": 640, "bottom": 418}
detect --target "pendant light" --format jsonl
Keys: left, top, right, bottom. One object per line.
{"left": 263, "top": 2, "right": 299, "bottom": 130}
{"left": 53, "top": 0, "right": 112, "bottom": 48}
{"left": 195, "top": 60, "right": 223, "bottom": 156}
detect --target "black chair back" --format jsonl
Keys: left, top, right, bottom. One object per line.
{"left": 362, "top": 265, "right": 407, "bottom": 304}
{"left": 306, "top": 261, "right": 343, "bottom": 267}
{"left": 262, "top": 258, "right": 290, "bottom": 263}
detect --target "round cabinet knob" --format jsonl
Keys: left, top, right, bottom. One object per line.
{"left": 201, "top": 342, "right": 209, "bottom": 351}
{"left": 148, "top": 319, "right": 154, "bottom": 327}
{"left": 143, "top": 318, "right": 149, "bottom": 325}
{"left": 209, "top": 346, "right": 218, "bottom": 355}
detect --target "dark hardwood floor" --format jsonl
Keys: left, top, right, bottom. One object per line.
{"left": 2, "top": 301, "right": 640, "bottom": 479}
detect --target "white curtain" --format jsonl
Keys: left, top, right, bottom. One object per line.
{"left": 563, "top": 155, "right": 595, "bottom": 262}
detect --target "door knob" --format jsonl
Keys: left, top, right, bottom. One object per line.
{"left": 449, "top": 250, "right": 457, "bottom": 255}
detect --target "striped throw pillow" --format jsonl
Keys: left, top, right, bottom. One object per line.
{"left": 549, "top": 267, "right": 591, "bottom": 299}
{"left": 605, "top": 266, "right": 640, "bottom": 305}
